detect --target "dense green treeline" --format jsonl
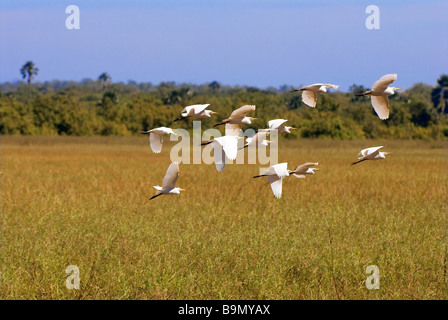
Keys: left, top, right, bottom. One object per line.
{"left": 1, "top": 76, "right": 447, "bottom": 139}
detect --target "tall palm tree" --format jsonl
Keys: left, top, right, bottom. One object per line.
{"left": 431, "top": 74, "right": 448, "bottom": 114}
{"left": 98, "top": 72, "right": 111, "bottom": 90}
{"left": 20, "top": 61, "right": 39, "bottom": 97}
{"left": 208, "top": 81, "right": 220, "bottom": 91}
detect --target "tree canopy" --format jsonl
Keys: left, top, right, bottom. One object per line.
{"left": 0, "top": 74, "right": 447, "bottom": 139}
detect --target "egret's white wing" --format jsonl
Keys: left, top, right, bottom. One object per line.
{"left": 225, "top": 123, "right": 242, "bottom": 136}
{"left": 149, "top": 132, "right": 163, "bottom": 153}
{"left": 372, "top": 74, "right": 397, "bottom": 91}
{"left": 229, "top": 105, "right": 256, "bottom": 119}
{"left": 301, "top": 84, "right": 322, "bottom": 91}
{"left": 182, "top": 104, "right": 210, "bottom": 116}
{"left": 371, "top": 95, "right": 390, "bottom": 120}
{"left": 267, "top": 175, "right": 283, "bottom": 199}
{"left": 301, "top": 83, "right": 339, "bottom": 91}
{"left": 190, "top": 104, "right": 210, "bottom": 114}
{"left": 302, "top": 90, "right": 317, "bottom": 107}
{"left": 324, "top": 84, "right": 339, "bottom": 89}
{"left": 360, "top": 146, "right": 383, "bottom": 158}
{"left": 272, "top": 163, "right": 289, "bottom": 178}
{"left": 215, "top": 136, "right": 239, "bottom": 160}
{"left": 161, "top": 162, "right": 179, "bottom": 189}
{"left": 213, "top": 144, "right": 226, "bottom": 172}
{"left": 215, "top": 160, "right": 226, "bottom": 172}
{"left": 268, "top": 119, "right": 288, "bottom": 130}
{"left": 295, "top": 162, "right": 319, "bottom": 172}
{"left": 359, "top": 148, "right": 369, "bottom": 157}
{"left": 151, "top": 127, "right": 175, "bottom": 135}
{"left": 181, "top": 106, "right": 193, "bottom": 117}
{"left": 365, "top": 146, "right": 383, "bottom": 157}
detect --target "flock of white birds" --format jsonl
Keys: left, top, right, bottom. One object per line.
{"left": 143, "top": 74, "right": 399, "bottom": 200}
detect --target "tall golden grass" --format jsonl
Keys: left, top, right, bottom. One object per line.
{"left": 0, "top": 136, "right": 447, "bottom": 299}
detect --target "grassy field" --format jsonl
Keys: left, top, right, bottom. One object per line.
{"left": 0, "top": 135, "right": 447, "bottom": 299}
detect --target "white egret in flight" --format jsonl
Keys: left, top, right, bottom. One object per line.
{"left": 213, "top": 105, "right": 257, "bottom": 136}
{"left": 173, "top": 104, "right": 217, "bottom": 122}
{"left": 239, "top": 131, "right": 270, "bottom": 150}
{"left": 201, "top": 136, "right": 239, "bottom": 172}
{"left": 261, "top": 119, "right": 296, "bottom": 134}
{"left": 351, "top": 146, "right": 391, "bottom": 165}
{"left": 356, "top": 74, "right": 400, "bottom": 120}
{"left": 292, "top": 83, "right": 339, "bottom": 108}
{"left": 150, "top": 162, "right": 184, "bottom": 200}
{"left": 288, "top": 162, "right": 319, "bottom": 178}
{"left": 253, "top": 163, "right": 289, "bottom": 199}
{"left": 140, "top": 127, "right": 176, "bottom": 153}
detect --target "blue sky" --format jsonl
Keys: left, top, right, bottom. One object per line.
{"left": 1, "top": 0, "right": 447, "bottom": 90}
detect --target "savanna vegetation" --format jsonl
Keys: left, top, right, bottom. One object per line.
{"left": 1, "top": 62, "right": 447, "bottom": 140}
{"left": 1, "top": 63, "right": 447, "bottom": 300}
{"left": 0, "top": 137, "right": 447, "bottom": 299}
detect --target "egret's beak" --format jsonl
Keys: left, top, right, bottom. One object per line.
{"left": 180, "top": 188, "right": 186, "bottom": 191}
{"left": 252, "top": 118, "right": 259, "bottom": 121}
{"left": 385, "top": 152, "right": 392, "bottom": 155}
{"left": 290, "top": 127, "right": 297, "bottom": 130}
{"left": 395, "top": 88, "right": 401, "bottom": 91}
{"left": 266, "top": 140, "right": 272, "bottom": 144}
{"left": 314, "top": 168, "right": 320, "bottom": 171}
{"left": 139, "top": 131, "right": 148, "bottom": 134}
{"left": 211, "top": 111, "right": 218, "bottom": 115}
